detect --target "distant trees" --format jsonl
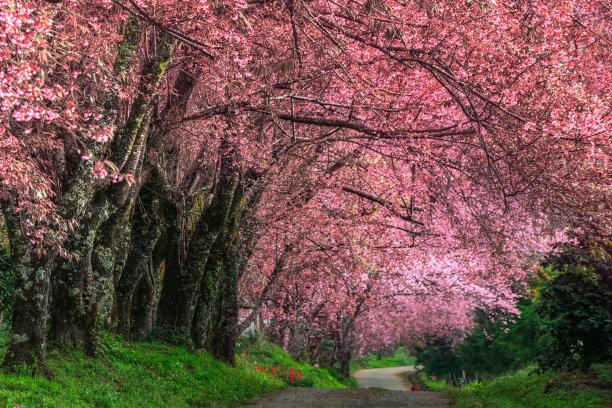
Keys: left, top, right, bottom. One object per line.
{"left": 415, "top": 241, "right": 612, "bottom": 384}
{"left": 415, "top": 303, "right": 550, "bottom": 385}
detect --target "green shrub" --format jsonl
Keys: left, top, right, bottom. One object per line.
{"left": 0, "top": 244, "right": 13, "bottom": 328}
{"left": 537, "top": 243, "right": 612, "bottom": 370}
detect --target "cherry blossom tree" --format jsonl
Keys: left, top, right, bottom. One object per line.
{"left": 0, "top": 0, "right": 609, "bottom": 373}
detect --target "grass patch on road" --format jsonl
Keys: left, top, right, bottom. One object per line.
{"left": 0, "top": 332, "right": 282, "bottom": 408}
{"left": 449, "top": 363, "right": 612, "bottom": 408}
{"left": 350, "top": 346, "right": 416, "bottom": 371}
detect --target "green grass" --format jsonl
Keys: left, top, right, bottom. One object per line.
{"left": 236, "top": 335, "right": 357, "bottom": 388}
{"left": 350, "top": 346, "right": 416, "bottom": 371}
{"left": 0, "top": 333, "right": 283, "bottom": 408}
{"left": 400, "top": 370, "right": 447, "bottom": 391}
{"left": 418, "top": 371, "right": 447, "bottom": 390}
{"left": 449, "top": 363, "right": 612, "bottom": 408}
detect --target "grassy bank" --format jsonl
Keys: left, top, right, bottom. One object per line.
{"left": 0, "top": 331, "right": 357, "bottom": 408}
{"left": 350, "top": 346, "right": 416, "bottom": 371}
{"left": 0, "top": 333, "right": 283, "bottom": 408}
{"left": 400, "top": 370, "right": 447, "bottom": 391}
{"left": 449, "top": 363, "right": 612, "bottom": 408}
{"left": 236, "top": 335, "right": 357, "bottom": 388}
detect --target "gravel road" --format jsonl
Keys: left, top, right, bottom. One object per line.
{"left": 238, "top": 387, "right": 452, "bottom": 407}
{"left": 239, "top": 366, "right": 452, "bottom": 407}
{"left": 352, "top": 365, "right": 417, "bottom": 390}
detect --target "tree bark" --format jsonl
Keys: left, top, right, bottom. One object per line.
{"left": 335, "top": 320, "right": 356, "bottom": 377}
{"left": 155, "top": 199, "right": 185, "bottom": 329}
{"left": 156, "top": 139, "right": 238, "bottom": 336}
{"left": 115, "top": 174, "right": 164, "bottom": 339}
{"left": 1, "top": 205, "right": 54, "bottom": 375}
{"left": 287, "top": 316, "right": 310, "bottom": 361}
{"left": 48, "top": 193, "right": 113, "bottom": 349}
{"left": 130, "top": 234, "right": 165, "bottom": 338}
{"left": 91, "top": 200, "right": 135, "bottom": 328}
{"left": 191, "top": 181, "right": 246, "bottom": 363}
{"left": 48, "top": 33, "right": 175, "bottom": 352}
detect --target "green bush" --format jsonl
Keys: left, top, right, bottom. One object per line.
{"left": 537, "top": 243, "right": 612, "bottom": 370}
{"left": 0, "top": 244, "right": 13, "bottom": 327}
{"left": 415, "top": 337, "right": 460, "bottom": 381}
{"left": 592, "top": 363, "right": 612, "bottom": 387}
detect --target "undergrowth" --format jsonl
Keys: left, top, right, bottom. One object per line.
{"left": 0, "top": 328, "right": 358, "bottom": 408}
{"left": 400, "top": 370, "right": 447, "bottom": 391}
{"left": 0, "top": 331, "right": 282, "bottom": 408}
{"left": 449, "top": 363, "right": 612, "bottom": 408}
{"left": 236, "top": 333, "right": 357, "bottom": 389}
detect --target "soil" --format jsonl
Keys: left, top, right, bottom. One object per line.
{"left": 238, "top": 387, "right": 452, "bottom": 407}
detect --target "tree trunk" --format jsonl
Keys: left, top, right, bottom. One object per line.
{"left": 129, "top": 265, "right": 154, "bottom": 338}
{"left": 1, "top": 205, "right": 54, "bottom": 375}
{"left": 115, "top": 176, "right": 164, "bottom": 339}
{"left": 91, "top": 199, "right": 135, "bottom": 328}
{"left": 191, "top": 235, "right": 225, "bottom": 353}
{"left": 191, "top": 176, "right": 262, "bottom": 364}
{"left": 191, "top": 234, "right": 241, "bottom": 363}
{"left": 154, "top": 199, "right": 185, "bottom": 329}
{"left": 287, "top": 315, "right": 309, "bottom": 361}
{"left": 156, "top": 140, "right": 238, "bottom": 337}
{"left": 49, "top": 33, "right": 175, "bottom": 352}
{"left": 48, "top": 194, "right": 113, "bottom": 350}
{"left": 335, "top": 320, "right": 356, "bottom": 377}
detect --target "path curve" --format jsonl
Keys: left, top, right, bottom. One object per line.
{"left": 352, "top": 365, "right": 417, "bottom": 390}
{"left": 240, "top": 366, "right": 451, "bottom": 407}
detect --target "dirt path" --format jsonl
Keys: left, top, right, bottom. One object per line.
{"left": 238, "top": 387, "right": 452, "bottom": 407}
{"left": 239, "top": 366, "right": 452, "bottom": 407}
{"left": 352, "top": 365, "right": 416, "bottom": 390}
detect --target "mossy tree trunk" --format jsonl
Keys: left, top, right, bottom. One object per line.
{"left": 156, "top": 139, "right": 238, "bottom": 337}
{"left": 116, "top": 173, "right": 165, "bottom": 339}
{"left": 91, "top": 200, "right": 135, "bottom": 328}
{"left": 48, "top": 33, "right": 175, "bottom": 353}
{"left": 155, "top": 200, "right": 185, "bottom": 329}
{"left": 191, "top": 183, "right": 245, "bottom": 363}
{"left": 0, "top": 17, "right": 144, "bottom": 370}
{"left": 130, "top": 235, "right": 165, "bottom": 338}
{"left": 0, "top": 205, "right": 54, "bottom": 375}
{"left": 48, "top": 193, "right": 114, "bottom": 351}
{"left": 144, "top": 69, "right": 200, "bottom": 333}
